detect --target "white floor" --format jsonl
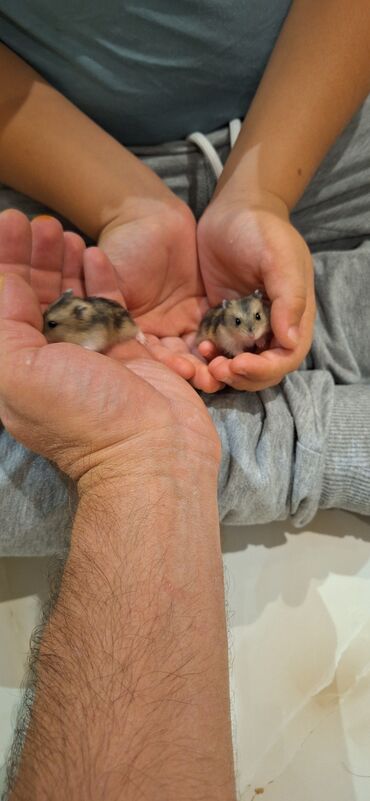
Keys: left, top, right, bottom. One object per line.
{"left": 1, "top": 510, "right": 370, "bottom": 800}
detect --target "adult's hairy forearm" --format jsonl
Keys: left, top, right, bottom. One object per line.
{"left": 0, "top": 45, "right": 175, "bottom": 238}
{"left": 8, "top": 463, "right": 236, "bottom": 801}
{"left": 217, "top": 0, "right": 370, "bottom": 209}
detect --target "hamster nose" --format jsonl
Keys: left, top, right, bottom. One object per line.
{"left": 248, "top": 327, "right": 254, "bottom": 334}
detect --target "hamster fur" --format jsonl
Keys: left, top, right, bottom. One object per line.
{"left": 43, "top": 290, "right": 145, "bottom": 351}
{"left": 196, "top": 290, "right": 271, "bottom": 357}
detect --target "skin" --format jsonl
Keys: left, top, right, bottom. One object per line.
{"left": 0, "top": 45, "right": 221, "bottom": 393}
{"left": 43, "top": 293, "right": 141, "bottom": 349}
{"left": 0, "top": 210, "right": 236, "bottom": 801}
{"left": 196, "top": 295, "right": 271, "bottom": 356}
{"left": 198, "top": 0, "right": 370, "bottom": 390}
{"left": 0, "top": 1, "right": 369, "bottom": 392}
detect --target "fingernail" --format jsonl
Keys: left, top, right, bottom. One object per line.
{"left": 0, "top": 275, "right": 4, "bottom": 292}
{"left": 34, "top": 215, "right": 55, "bottom": 221}
{"left": 288, "top": 326, "right": 299, "bottom": 345}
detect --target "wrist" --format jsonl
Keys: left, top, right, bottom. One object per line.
{"left": 210, "top": 172, "right": 290, "bottom": 221}
{"left": 74, "top": 437, "right": 220, "bottom": 557}
{"left": 98, "top": 191, "right": 193, "bottom": 243}
{"left": 88, "top": 157, "right": 182, "bottom": 240}
{"left": 76, "top": 426, "right": 220, "bottom": 501}
{"left": 211, "top": 111, "right": 299, "bottom": 212}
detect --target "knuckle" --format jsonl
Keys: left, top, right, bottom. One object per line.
{"left": 290, "top": 293, "right": 306, "bottom": 318}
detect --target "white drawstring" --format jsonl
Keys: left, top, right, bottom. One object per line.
{"left": 187, "top": 118, "right": 242, "bottom": 179}
{"left": 229, "top": 117, "right": 242, "bottom": 148}
{"left": 186, "top": 131, "right": 224, "bottom": 178}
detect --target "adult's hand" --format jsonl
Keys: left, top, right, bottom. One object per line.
{"left": 0, "top": 211, "right": 220, "bottom": 481}
{"left": 0, "top": 213, "right": 236, "bottom": 801}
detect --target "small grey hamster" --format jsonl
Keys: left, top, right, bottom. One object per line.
{"left": 43, "top": 290, "right": 145, "bottom": 351}
{"left": 196, "top": 290, "right": 271, "bottom": 357}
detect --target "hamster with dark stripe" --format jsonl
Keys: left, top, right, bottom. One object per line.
{"left": 196, "top": 290, "right": 271, "bottom": 357}
{"left": 43, "top": 290, "right": 145, "bottom": 351}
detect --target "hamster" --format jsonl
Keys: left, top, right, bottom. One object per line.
{"left": 43, "top": 290, "right": 146, "bottom": 351}
{"left": 196, "top": 290, "right": 271, "bottom": 357}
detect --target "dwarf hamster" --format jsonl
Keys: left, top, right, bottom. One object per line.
{"left": 43, "top": 290, "right": 145, "bottom": 351}
{"left": 196, "top": 290, "right": 271, "bottom": 357}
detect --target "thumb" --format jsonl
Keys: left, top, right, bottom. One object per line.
{"left": 270, "top": 290, "right": 306, "bottom": 349}
{"left": 0, "top": 273, "right": 48, "bottom": 428}
{"left": 263, "top": 230, "right": 313, "bottom": 350}
{"left": 0, "top": 272, "right": 45, "bottom": 383}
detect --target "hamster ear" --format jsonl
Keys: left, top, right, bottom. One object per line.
{"left": 222, "top": 299, "right": 230, "bottom": 309}
{"left": 253, "top": 289, "right": 263, "bottom": 299}
{"left": 62, "top": 289, "right": 74, "bottom": 299}
{"left": 74, "top": 304, "right": 88, "bottom": 320}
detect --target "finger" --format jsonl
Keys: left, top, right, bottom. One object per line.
{"left": 0, "top": 209, "right": 32, "bottom": 280}
{"left": 265, "top": 249, "right": 313, "bottom": 349}
{"left": 206, "top": 353, "right": 280, "bottom": 391}
{"left": 145, "top": 336, "right": 224, "bottom": 390}
{"left": 189, "top": 362, "right": 224, "bottom": 393}
{"left": 83, "top": 247, "right": 126, "bottom": 305}
{"left": 207, "top": 298, "right": 313, "bottom": 387}
{"left": 207, "top": 349, "right": 287, "bottom": 388}
{"left": 271, "top": 295, "right": 305, "bottom": 349}
{"left": 61, "top": 232, "right": 86, "bottom": 296}
{"left": 145, "top": 334, "right": 224, "bottom": 390}
{"left": 104, "top": 337, "right": 151, "bottom": 362}
{"left": 0, "top": 274, "right": 45, "bottom": 435}
{"left": 217, "top": 375, "right": 280, "bottom": 392}
{"left": 145, "top": 339, "right": 196, "bottom": 380}
{"left": 30, "top": 216, "right": 65, "bottom": 305}
{"left": 0, "top": 273, "right": 45, "bottom": 350}
{"left": 196, "top": 339, "right": 219, "bottom": 360}
{"left": 230, "top": 348, "right": 296, "bottom": 383}
{"left": 157, "top": 336, "right": 191, "bottom": 354}
{"left": 155, "top": 335, "right": 208, "bottom": 362}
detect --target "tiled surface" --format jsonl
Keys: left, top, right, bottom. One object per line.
{"left": 1, "top": 511, "right": 370, "bottom": 799}
{"left": 0, "top": 688, "right": 22, "bottom": 791}
{"left": 0, "top": 557, "right": 48, "bottom": 792}
{"left": 222, "top": 510, "right": 370, "bottom": 800}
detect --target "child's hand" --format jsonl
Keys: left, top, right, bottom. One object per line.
{"left": 98, "top": 199, "right": 224, "bottom": 393}
{"left": 197, "top": 191, "right": 316, "bottom": 391}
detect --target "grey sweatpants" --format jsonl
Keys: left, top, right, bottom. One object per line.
{"left": 1, "top": 98, "right": 370, "bottom": 555}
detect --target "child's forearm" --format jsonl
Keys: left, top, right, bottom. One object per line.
{"left": 216, "top": 0, "right": 370, "bottom": 210}
{"left": 0, "top": 45, "right": 176, "bottom": 238}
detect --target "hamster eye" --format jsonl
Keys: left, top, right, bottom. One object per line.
{"left": 235, "top": 317, "right": 241, "bottom": 326}
{"left": 255, "top": 312, "right": 261, "bottom": 321}
{"left": 47, "top": 320, "right": 59, "bottom": 329}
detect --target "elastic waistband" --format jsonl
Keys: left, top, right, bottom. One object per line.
{"left": 129, "top": 121, "right": 234, "bottom": 158}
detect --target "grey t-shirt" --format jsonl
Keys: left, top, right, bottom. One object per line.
{"left": 0, "top": 1, "right": 291, "bottom": 145}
